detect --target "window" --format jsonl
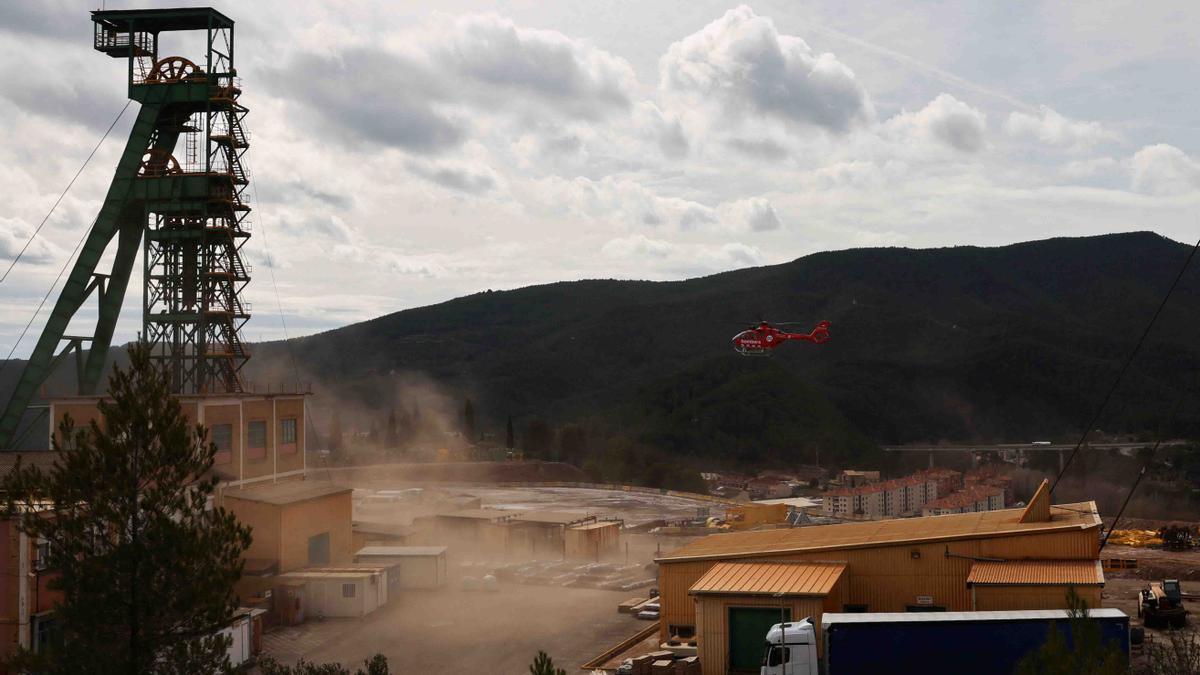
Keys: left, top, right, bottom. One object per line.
{"left": 905, "top": 604, "right": 946, "bottom": 612}
{"left": 34, "top": 538, "right": 49, "bottom": 571}
{"left": 32, "top": 614, "right": 57, "bottom": 654}
{"left": 281, "top": 418, "right": 298, "bottom": 445}
{"left": 765, "top": 646, "right": 791, "bottom": 667}
{"left": 211, "top": 424, "right": 233, "bottom": 465}
{"left": 668, "top": 625, "right": 695, "bottom": 639}
{"left": 342, "top": 583, "right": 356, "bottom": 598}
{"left": 307, "top": 532, "right": 330, "bottom": 565}
{"left": 247, "top": 420, "right": 267, "bottom": 460}
{"left": 248, "top": 420, "right": 267, "bottom": 448}
{"left": 211, "top": 424, "right": 233, "bottom": 451}
{"left": 843, "top": 604, "right": 868, "bottom": 613}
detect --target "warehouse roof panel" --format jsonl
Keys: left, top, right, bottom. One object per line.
{"left": 356, "top": 546, "right": 447, "bottom": 557}
{"left": 690, "top": 561, "right": 846, "bottom": 597}
{"left": 967, "top": 559, "right": 1104, "bottom": 586}
{"left": 225, "top": 481, "right": 350, "bottom": 506}
{"left": 657, "top": 501, "right": 1100, "bottom": 562}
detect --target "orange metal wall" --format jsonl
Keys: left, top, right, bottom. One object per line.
{"left": 659, "top": 526, "right": 1101, "bottom": 642}
{"left": 223, "top": 494, "right": 282, "bottom": 564}
{"left": 973, "top": 585, "right": 1102, "bottom": 611}
{"left": 278, "top": 492, "right": 353, "bottom": 572}
{"left": 693, "top": 574, "right": 846, "bottom": 675}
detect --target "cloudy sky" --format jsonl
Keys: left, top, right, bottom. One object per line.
{"left": 1, "top": 1, "right": 1198, "bottom": 355}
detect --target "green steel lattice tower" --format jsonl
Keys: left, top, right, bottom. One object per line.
{"left": 0, "top": 8, "right": 252, "bottom": 448}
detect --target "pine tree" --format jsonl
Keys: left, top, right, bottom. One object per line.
{"left": 528, "top": 651, "right": 566, "bottom": 675}
{"left": 463, "top": 398, "right": 476, "bottom": 442}
{"left": 1, "top": 344, "right": 252, "bottom": 674}
{"left": 329, "top": 411, "right": 343, "bottom": 453}
{"left": 385, "top": 409, "right": 398, "bottom": 448}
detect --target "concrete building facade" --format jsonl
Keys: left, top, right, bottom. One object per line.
{"left": 822, "top": 468, "right": 961, "bottom": 519}
{"left": 48, "top": 392, "right": 308, "bottom": 487}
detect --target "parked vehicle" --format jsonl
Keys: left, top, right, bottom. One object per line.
{"left": 760, "top": 609, "right": 1130, "bottom": 675}
{"left": 1139, "top": 579, "right": 1188, "bottom": 628}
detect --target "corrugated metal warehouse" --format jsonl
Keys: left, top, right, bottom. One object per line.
{"left": 655, "top": 482, "right": 1105, "bottom": 675}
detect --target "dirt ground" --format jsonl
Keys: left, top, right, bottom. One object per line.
{"left": 261, "top": 571, "right": 649, "bottom": 673}
{"left": 1104, "top": 544, "right": 1200, "bottom": 581}
{"left": 256, "top": 484, "right": 721, "bottom": 673}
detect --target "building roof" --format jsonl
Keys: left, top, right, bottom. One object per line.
{"left": 967, "top": 559, "right": 1104, "bottom": 586}
{"left": 570, "top": 520, "right": 621, "bottom": 531}
{"left": 689, "top": 562, "right": 846, "bottom": 597}
{"left": 352, "top": 521, "right": 415, "bottom": 537}
{"left": 0, "top": 451, "right": 60, "bottom": 473}
{"left": 823, "top": 468, "right": 960, "bottom": 498}
{"left": 224, "top": 481, "right": 350, "bottom": 506}
{"left": 822, "top": 608, "right": 1127, "bottom": 627}
{"left": 509, "top": 511, "right": 593, "bottom": 525}
{"left": 1020, "top": 479, "right": 1052, "bottom": 523}
{"left": 356, "top": 546, "right": 447, "bottom": 557}
{"left": 752, "top": 497, "right": 822, "bottom": 509}
{"left": 429, "top": 508, "right": 523, "bottom": 521}
{"left": 656, "top": 501, "right": 1100, "bottom": 563}
{"left": 922, "top": 485, "right": 1005, "bottom": 511}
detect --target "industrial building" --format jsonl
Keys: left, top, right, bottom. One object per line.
{"left": 656, "top": 482, "right": 1105, "bottom": 675}
{"left": 275, "top": 566, "right": 389, "bottom": 618}
{"left": 48, "top": 392, "right": 308, "bottom": 487}
{"left": 355, "top": 546, "right": 449, "bottom": 589}
{"left": 565, "top": 521, "right": 622, "bottom": 560}
{"left": 413, "top": 508, "right": 615, "bottom": 559}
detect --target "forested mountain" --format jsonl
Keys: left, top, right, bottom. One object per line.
{"left": 242, "top": 231, "right": 1200, "bottom": 472}
{"left": 7, "top": 232, "right": 1199, "bottom": 476}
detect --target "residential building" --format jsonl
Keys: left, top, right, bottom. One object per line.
{"left": 821, "top": 468, "right": 961, "bottom": 519}
{"left": 922, "top": 485, "right": 1007, "bottom": 516}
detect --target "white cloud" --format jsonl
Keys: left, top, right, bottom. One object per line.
{"left": 0, "top": 217, "right": 60, "bottom": 263}
{"left": 1060, "top": 157, "right": 1120, "bottom": 180}
{"left": 885, "top": 94, "right": 987, "bottom": 153}
{"left": 600, "top": 234, "right": 765, "bottom": 275}
{"left": 659, "top": 5, "right": 873, "bottom": 135}
{"left": 1131, "top": 144, "right": 1200, "bottom": 195}
{"left": 718, "top": 197, "right": 783, "bottom": 232}
{"left": 1004, "top": 106, "right": 1115, "bottom": 150}
{"left": 436, "top": 13, "right": 637, "bottom": 116}
{"left": 406, "top": 160, "right": 499, "bottom": 194}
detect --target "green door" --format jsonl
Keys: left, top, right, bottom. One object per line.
{"left": 728, "top": 607, "right": 790, "bottom": 672}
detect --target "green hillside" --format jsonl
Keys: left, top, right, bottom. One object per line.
{"left": 241, "top": 231, "right": 1200, "bottom": 474}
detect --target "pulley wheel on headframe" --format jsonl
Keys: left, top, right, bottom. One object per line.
{"left": 145, "top": 56, "right": 203, "bottom": 83}
{"left": 139, "top": 148, "right": 182, "bottom": 177}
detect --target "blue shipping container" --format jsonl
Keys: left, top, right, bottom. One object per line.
{"left": 823, "top": 609, "right": 1129, "bottom": 675}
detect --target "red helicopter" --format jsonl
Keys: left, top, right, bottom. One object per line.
{"left": 731, "top": 320, "right": 830, "bottom": 355}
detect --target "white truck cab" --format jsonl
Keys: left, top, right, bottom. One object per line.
{"left": 761, "top": 620, "right": 819, "bottom": 675}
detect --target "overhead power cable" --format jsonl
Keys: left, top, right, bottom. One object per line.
{"left": 0, "top": 216, "right": 95, "bottom": 378}
{"left": 0, "top": 100, "right": 132, "bottom": 285}
{"left": 1052, "top": 234, "right": 1200, "bottom": 493}
{"left": 1100, "top": 389, "right": 1189, "bottom": 550}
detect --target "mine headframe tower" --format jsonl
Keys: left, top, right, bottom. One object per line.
{"left": 0, "top": 8, "right": 252, "bottom": 448}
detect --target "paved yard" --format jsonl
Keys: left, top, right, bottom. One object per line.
{"left": 262, "top": 582, "right": 648, "bottom": 674}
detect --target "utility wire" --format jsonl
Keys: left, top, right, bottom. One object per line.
{"left": 0, "top": 101, "right": 131, "bottom": 285}
{"left": 1100, "top": 369, "right": 1193, "bottom": 550}
{"left": 1052, "top": 235, "right": 1200, "bottom": 493}
{"left": 246, "top": 162, "right": 302, "bottom": 391}
{"left": 0, "top": 216, "right": 95, "bottom": 378}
